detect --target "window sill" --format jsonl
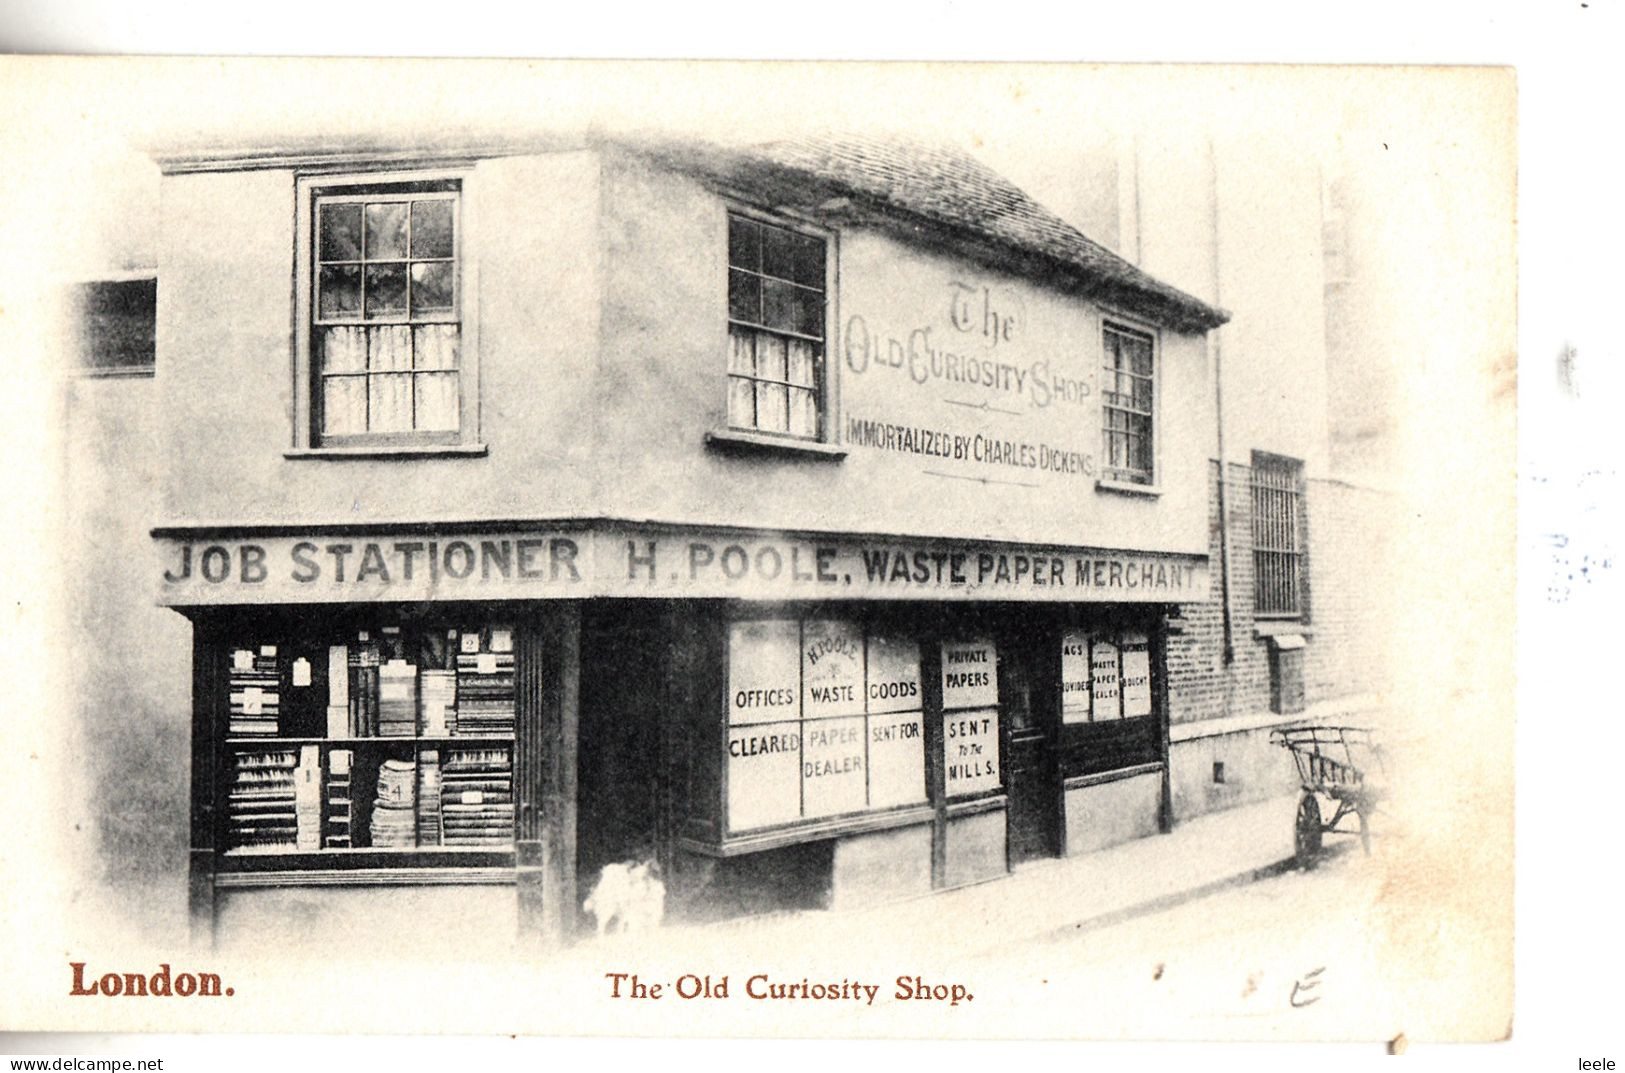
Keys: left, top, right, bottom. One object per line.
{"left": 75, "top": 365, "right": 156, "bottom": 380}
{"left": 1096, "top": 478, "right": 1162, "bottom": 497}
{"left": 679, "top": 804, "right": 933, "bottom": 857}
{"left": 285, "top": 443, "right": 489, "bottom": 460}
{"left": 1252, "top": 618, "right": 1311, "bottom": 639}
{"left": 704, "top": 428, "right": 848, "bottom": 460}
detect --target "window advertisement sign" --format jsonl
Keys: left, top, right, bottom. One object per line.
{"left": 1060, "top": 627, "right": 1092, "bottom": 724}
{"left": 943, "top": 708, "right": 1000, "bottom": 796}
{"left": 865, "top": 634, "right": 922, "bottom": 714}
{"left": 801, "top": 717, "right": 868, "bottom": 818}
{"left": 1090, "top": 635, "right": 1121, "bottom": 720}
{"left": 1120, "top": 630, "right": 1153, "bottom": 717}
{"left": 867, "top": 710, "right": 925, "bottom": 808}
{"left": 941, "top": 638, "right": 998, "bottom": 709}
{"left": 802, "top": 619, "right": 865, "bottom": 719}
{"left": 866, "top": 633, "right": 925, "bottom": 808}
{"left": 728, "top": 619, "right": 801, "bottom": 726}
{"left": 727, "top": 721, "right": 802, "bottom": 830}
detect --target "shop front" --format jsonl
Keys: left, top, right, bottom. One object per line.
{"left": 148, "top": 132, "right": 1226, "bottom": 946}
{"left": 159, "top": 524, "right": 1206, "bottom": 940}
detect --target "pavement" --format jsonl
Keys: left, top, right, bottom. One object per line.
{"left": 581, "top": 791, "right": 1325, "bottom": 965}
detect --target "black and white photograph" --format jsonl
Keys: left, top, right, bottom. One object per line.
{"left": 0, "top": 18, "right": 1599, "bottom": 1063}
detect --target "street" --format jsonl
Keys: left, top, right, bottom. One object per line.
{"left": 965, "top": 843, "right": 1411, "bottom": 1040}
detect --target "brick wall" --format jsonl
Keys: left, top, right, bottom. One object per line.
{"left": 1167, "top": 460, "right": 1392, "bottom": 726}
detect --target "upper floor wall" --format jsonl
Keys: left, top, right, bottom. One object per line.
{"left": 155, "top": 143, "right": 1216, "bottom": 557}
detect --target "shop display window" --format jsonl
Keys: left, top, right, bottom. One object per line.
{"left": 725, "top": 617, "right": 926, "bottom": 833}
{"left": 219, "top": 621, "right": 515, "bottom": 862}
{"left": 1059, "top": 626, "right": 1154, "bottom": 725}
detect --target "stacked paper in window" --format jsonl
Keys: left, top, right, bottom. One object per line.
{"left": 440, "top": 747, "right": 513, "bottom": 847}
{"left": 227, "top": 749, "right": 298, "bottom": 850}
{"left": 326, "top": 645, "right": 350, "bottom": 738}
{"left": 369, "top": 758, "right": 417, "bottom": 848}
{"left": 347, "top": 636, "right": 381, "bottom": 737}
{"left": 294, "top": 744, "right": 322, "bottom": 851}
{"left": 416, "top": 749, "right": 443, "bottom": 847}
{"left": 324, "top": 748, "right": 353, "bottom": 849}
{"left": 419, "top": 669, "right": 456, "bottom": 736}
{"left": 378, "top": 659, "right": 419, "bottom": 737}
{"left": 228, "top": 645, "right": 281, "bottom": 737}
{"left": 454, "top": 628, "right": 515, "bottom": 736}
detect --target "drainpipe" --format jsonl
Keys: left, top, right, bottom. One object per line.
{"left": 1209, "top": 138, "right": 1236, "bottom": 665}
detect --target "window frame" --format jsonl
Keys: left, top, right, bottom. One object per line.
{"left": 1098, "top": 317, "right": 1160, "bottom": 490}
{"left": 292, "top": 168, "right": 481, "bottom": 454}
{"left": 1250, "top": 450, "right": 1308, "bottom": 620}
{"left": 721, "top": 613, "right": 932, "bottom": 839}
{"left": 718, "top": 203, "right": 838, "bottom": 449}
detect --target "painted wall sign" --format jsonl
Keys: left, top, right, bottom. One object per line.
{"left": 1060, "top": 628, "right": 1092, "bottom": 725}
{"left": 835, "top": 235, "right": 1103, "bottom": 489}
{"left": 1120, "top": 630, "right": 1153, "bottom": 718}
{"left": 158, "top": 526, "right": 1208, "bottom": 606}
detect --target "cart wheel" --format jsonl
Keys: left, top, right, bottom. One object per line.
{"left": 1358, "top": 808, "right": 1371, "bottom": 856}
{"left": 1295, "top": 793, "right": 1323, "bottom": 870}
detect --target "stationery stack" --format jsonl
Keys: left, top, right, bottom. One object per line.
{"left": 378, "top": 659, "right": 419, "bottom": 738}
{"left": 293, "top": 744, "right": 322, "bottom": 851}
{"left": 324, "top": 748, "right": 354, "bottom": 849}
{"left": 416, "top": 749, "right": 443, "bottom": 847}
{"left": 440, "top": 748, "right": 514, "bottom": 847}
{"left": 419, "top": 669, "right": 457, "bottom": 736}
{"left": 347, "top": 636, "right": 382, "bottom": 737}
{"left": 454, "top": 629, "right": 515, "bottom": 736}
{"left": 227, "top": 749, "right": 298, "bottom": 850}
{"left": 228, "top": 646, "right": 281, "bottom": 737}
{"left": 325, "top": 645, "right": 350, "bottom": 738}
{"left": 369, "top": 758, "right": 417, "bottom": 848}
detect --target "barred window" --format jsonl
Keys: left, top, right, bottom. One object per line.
{"left": 310, "top": 183, "right": 462, "bottom": 443}
{"left": 726, "top": 213, "right": 827, "bottom": 439}
{"left": 1101, "top": 322, "right": 1155, "bottom": 484}
{"left": 1251, "top": 452, "right": 1306, "bottom": 617}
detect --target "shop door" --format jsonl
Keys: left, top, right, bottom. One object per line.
{"left": 576, "top": 606, "right": 665, "bottom": 907}
{"left": 1002, "top": 639, "right": 1060, "bottom": 866}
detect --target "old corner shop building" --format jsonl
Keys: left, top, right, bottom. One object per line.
{"left": 150, "top": 132, "right": 1233, "bottom": 944}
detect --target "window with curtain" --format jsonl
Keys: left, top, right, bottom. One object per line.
{"left": 726, "top": 213, "right": 827, "bottom": 440}
{"left": 312, "top": 186, "right": 461, "bottom": 442}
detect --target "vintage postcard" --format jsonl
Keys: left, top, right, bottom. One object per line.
{"left": 0, "top": 56, "right": 1515, "bottom": 1046}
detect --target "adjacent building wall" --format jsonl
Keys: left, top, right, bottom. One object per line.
{"left": 59, "top": 374, "right": 192, "bottom": 944}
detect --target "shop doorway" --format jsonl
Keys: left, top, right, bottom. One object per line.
{"left": 1000, "top": 624, "right": 1062, "bottom": 866}
{"left": 576, "top": 604, "right": 667, "bottom": 927}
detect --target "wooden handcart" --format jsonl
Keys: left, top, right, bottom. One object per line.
{"left": 1271, "top": 725, "right": 1386, "bottom": 868}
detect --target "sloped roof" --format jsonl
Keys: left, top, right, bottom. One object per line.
{"left": 149, "top": 126, "right": 1228, "bottom": 333}
{"left": 622, "top": 131, "right": 1229, "bottom": 334}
